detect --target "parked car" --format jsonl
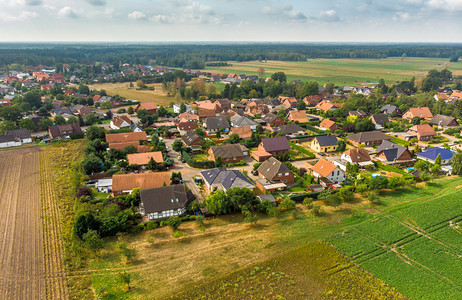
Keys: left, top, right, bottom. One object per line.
{"left": 180, "top": 158, "right": 186, "bottom": 163}
{"left": 317, "top": 152, "right": 326, "bottom": 156}
{"left": 251, "top": 170, "right": 258, "bottom": 176}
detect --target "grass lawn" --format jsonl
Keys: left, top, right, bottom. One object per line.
{"left": 389, "top": 136, "right": 411, "bottom": 147}
{"left": 205, "top": 57, "right": 455, "bottom": 85}
{"left": 192, "top": 153, "right": 210, "bottom": 161}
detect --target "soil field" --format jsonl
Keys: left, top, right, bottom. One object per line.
{"left": 0, "top": 146, "right": 68, "bottom": 300}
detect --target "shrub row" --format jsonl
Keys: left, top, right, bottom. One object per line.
{"left": 182, "top": 150, "right": 216, "bottom": 169}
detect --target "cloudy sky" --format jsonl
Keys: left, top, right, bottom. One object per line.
{"left": 0, "top": 0, "right": 461, "bottom": 42}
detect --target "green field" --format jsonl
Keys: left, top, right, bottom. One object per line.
{"left": 207, "top": 58, "right": 462, "bottom": 85}
{"left": 330, "top": 178, "right": 462, "bottom": 299}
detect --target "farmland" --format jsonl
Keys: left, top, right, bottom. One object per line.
{"left": 206, "top": 57, "right": 460, "bottom": 85}
{"left": 330, "top": 177, "right": 462, "bottom": 299}
{"left": 89, "top": 82, "right": 175, "bottom": 105}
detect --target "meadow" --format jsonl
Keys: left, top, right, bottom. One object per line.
{"left": 207, "top": 57, "right": 462, "bottom": 85}
{"left": 330, "top": 177, "right": 462, "bottom": 299}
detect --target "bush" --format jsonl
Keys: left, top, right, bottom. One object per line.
{"left": 290, "top": 191, "right": 321, "bottom": 201}
{"left": 279, "top": 198, "right": 296, "bottom": 211}
{"left": 311, "top": 203, "right": 323, "bottom": 216}
{"left": 76, "top": 187, "right": 92, "bottom": 198}
{"left": 167, "top": 216, "right": 181, "bottom": 231}
{"left": 325, "top": 194, "right": 342, "bottom": 207}
{"left": 367, "top": 192, "right": 380, "bottom": 204}
{"left": 82, "top": 230, "right": 103, "bottom": 250}
{"left": 303, "top": 197, "right": 314, "bottom": 206}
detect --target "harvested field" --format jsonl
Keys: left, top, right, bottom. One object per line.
{"left": 0, "top": 146, "right": 70, "bottom": 300}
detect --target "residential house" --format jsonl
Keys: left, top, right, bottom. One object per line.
{"left": 181, "top": 131, "right": 203, "bottom": 151}
{"left": 5, "top": 129, "right": 32, "bottom": 144}
{"left": 48, "top": 123, "right": 83, "bottom": 140}
{"left": 449, "top": 91, "right": 462, "bottom": 103}
{"left": 53, "top": 107, "right": 73, "bottom": 117}
{"left": 310, "top": 135, "right": 338, "bottom": 153}
{"left": 178, "top": 112, "right": 199, "bottom": 123}
{"left": 230, "top": 115, "right": 258, "bottom": 130}
{"left": 111, "top": 172, "right": 171, "bottom": 196}
{"left": 135, "top": 102, "right": 158, "bottom": 113}
{"left": 316, "top": 100, "right": 343, "bottom": 112}
{"left": 96, "top": 179, "right": 112, "bottom": 193}
{"left": 280, "top": 97, "right": 298, "bottom": 109}
{"left": 370, "top": 114, "right": 389, "bottom": 129}
{"left": 319, "top": 119, "right": 340, "bottom": 132}
{"left": 381, "top": 104, "right": 401, "bottom": 116}
{"left": 216, "top": 99, "right": 232, "bottom": 112}
{"left": 407, "top": 124, "right": 436, "bottom": 141}
{"left": 257, "top": 157, "right": 294, "bottom": 191}
{"left": 416, "top": 147, "right": 454, "bottom": 165}
{"left": 195, "top": 100, "right": 218, "bottom": 112}
{"left": 347, "top": 131, "right": 392, "bottom": 146}
{"left": 200, "top": 168, "right": 255, "bottom": 192}
{"left": 110, "top": 116, "right": 131, "bottom": 130}
{"left": 252, "top": 136, "right": 290, "bottom": 162}
{"left": 375, "top": 141, "right": 413, "bottom": 164}
{"left": 203, "top": 116, "right": 230, "bottom": 135}
{"left": 229, "top": 126, "right": 252, "bottom": 140}
{"left": 41, "top": 84, "right": 53, "bottom": 92}
{"left": 127, "top": 151, "right": 164, "bottom": 166}
{"left": 402, "top": 107, "right": 433, "bottom": 121}
{"left": 173, "top": 104, "right": 193, "bottom": 114}
{"left": 140, "top": 184, "right": 195, "bottom": 220}
{"left": 303, "top": 95, "right": 320, "bottom": 106}
{"left": 0, "top": 98, "right": 13, "bottom": 107}
{"left": 208, "top": 144, "right": 244, "bottom": 164}
{"left": 288, "top": 110, "right": 308, "bottom": 123}
{"left": 197, "top": 109, "right": 216, "bottom": 119}
{"left": 431, "top": 114, "right": 458, "bottom": 128}
{"left": 349, "top": 110, "right": 368, "bottom": 118}
{"left": 307, "top": 158, "right": 346, "bottom": 183}
{"left": 261, "top": 113, "right": 286, "bottom": 127}
{"left": 177, "top": 121, "right": 198, "bottom": 135}
{"left": 340, "top": 148, "right": 372, "bottom": 165}
{"left": 130, "top": 123, "right": 143, "bottom": 132}
{"left": 0, "top": 135, "right": 22, "bottom": 148}
{"left": 106, "top": 131, "right": 148, "bottom": 151}
{"left": 273, "top": 124, "right": 306, "bottom": 136}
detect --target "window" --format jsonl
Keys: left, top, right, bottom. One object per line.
{"left": 285, "top": 172, "right": 289, "bottom": 176}
{"left": 278, "top": 173, "right": 282, "bottom": 177}
{"left": 337, "top": 171, "right": 339, "bottom": 175}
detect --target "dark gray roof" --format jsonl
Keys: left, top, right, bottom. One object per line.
{"left": 376, "top": 141, "right": 408, "bottom": 161}
{"left": 274, "top": 124, "right": 306, "bottom": 135}
{"left": 200, "top": 168, "right": 255, "bottom": 190}
{"left": 431, "top": 114, "right": 457, "bottom": 127}
{"left": 381, "top": 104, "right": 399, "bottom": 115}
{"left": 0, "top": 135, "right": 18, "bottom": 143}
{"left": 231, "top": 115, "right": 258, "bottom": 127}
{"left": 205, "top": 116, "right": 230, "bottom": 130}
{"left": 348, "top": 131, "right": 392, "bottom": 143}
{"left": 140, "top": 184, "right": 192, "bottom": 214}
{"left": 257, "top": 157, "right": 291, "bottom": 180}
{"left": 256, "top": 194, "right": 276, "bottom": 202}
{"left": 261, "top": 113, "right": 278, "bottom": 123}
{"left": 349, "top": 110, "right": 367, "bottom": 117}
{"left": 130, "top": 123, "right": 143, "bottom": 132}
{"left": 6, "top": 128, "right": 31, "bottom": 140}
{"left": 210, "top": 144, "right": 244, "bottom": 159}
{"left": 261, "top": 136, "right": 290, "bottom": 152}
{"left": 370, "top": 114, "right": 389, "bottom": 126}
{"left": 314, "top": 135, "right": 338, "bottom": 147}
{"left": 181, "top": 131, "right": 202, "bottom": 146}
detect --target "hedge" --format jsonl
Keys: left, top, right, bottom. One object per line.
{"left": 290, "top": 191, "right": 321, "bottom": 201}
{"left": 182, "top": 150, "right": 216, "bottom": 169}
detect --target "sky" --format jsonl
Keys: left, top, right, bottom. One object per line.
{"left": 0, "top": 0, "right": 461, "bottom": 42}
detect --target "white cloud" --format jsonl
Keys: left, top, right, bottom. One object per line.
{"left": 320, "top": 10, "right": 340, "bottom": 22}
{"left": 426, "top": 0, "right": 462, "bottom": 11}
{"left": 128, "top": 11, "right": 147, "bottom": 20}
{"left": 86, "top": 0, "right": 106, "bottom": 6}
{"left": 0, "top": 10, "right": 38, "bottom": 21}
{"left": 393, "top": 11, "right": 412, "bottom": 21}
{"left": 151, "top": 15, "right": 171, "bottom": 24}
{"left": 263, "top": 4, "right": 307, "bottom": 21}
{"left": 58, "top": 7, "right": 79, "bottom": 19}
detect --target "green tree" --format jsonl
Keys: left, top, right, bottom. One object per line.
{"left": 337, "top": 140, "right": 346, "bottom": 152}
{"left": 157, "top": 106, "right": 167, "bottom": 117}
{"left": 368, "top": 176, "right": 389, "bottom": 190}
{"left": 0, "top": 120, "right": 17, "bottom": 134}
{"left": 38, "top": 118, "right": 52, "bottom": 131}
{"left": 451, "top": 153, "right": 462, "bottom": 175}
{"left": 414, "top": 160, "right": 428, "bottom": 172}
{"left": 166, "top": 216, "right": 181, "bottom": 231}
{"left": 337, "top": 188, "right": 354, "bottom": 202}
{"left": 81, "top": 155, "right": 103, "bottom": 175}
{"left": 271, "top": 72, "right": 287, "bottom": 83}
{"left": 78, "top": 84, "right": 90, "bottom": 95}
{"left": 172, "top": 139, "right": 184, "bottom": 152}
{"left": 228, "top": 133, "right": 240, "bottom": 144}
{"left": 86, "top": 125, "right": 106, "bottom": 141}
{"left": 179, "top": 102, "right": 187, "bottom": 113}
{"left": 215, "top": 155, "right": 223, "bottom": 167}
{"left": 19, "top": 118, "right": 36, "bottom": 132}
{"left": 146, "top": 157, "right": 158, "bottom": 171}
{"left": 227, "top": 187, "right": 256, "bottom": 212}
{"left": 54, "top": 115, "right": 66, "bottom": 125}
{"left": 0, "top": 106, "right": 21, "bottom": 121}
{"left": 279, "top": 197, "right": 296, "bottom": 211}
{"left": 325, "top": 194, "right": 342, "bottom": 207}
{"left": 127, "top": 106, "right": 134, "bottom": 114}
{"left": 82, "top": 230, "right": 103, "bottom": 250}
{"left": 296, "top": 100, "right": 306, "bottom": 111}
{"left": 85, "top": 114, "right": 99, "bottom": 125}
{"left": 434, "top": 153, "right": 441, "bottom": 165}
{"left": 205, "top": 190, "right": 230, "bottom": 216}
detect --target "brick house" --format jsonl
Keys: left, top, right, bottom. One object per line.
{"left": 407, "top": 124, "right": 436, "bottom": 141}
